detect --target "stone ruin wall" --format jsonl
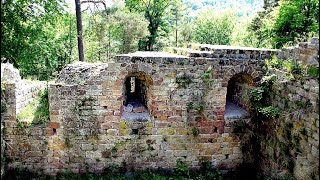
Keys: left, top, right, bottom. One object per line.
{"left": 262, "top": 74, "right": 319, "bottom": 179}
{"left": 1, "top": 38, "right": 319, "bottom": 177}
{"left": 1, "top": 63, "right": 47, "bottom": 177}
{"left": 259, "top": 38, "right": 319, "bottom": 179}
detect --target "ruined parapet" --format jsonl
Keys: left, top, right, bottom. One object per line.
{"left": 1, "top": 63, "right": 47, "bottom": 114}
{"left": 278, "top": 37, "right": 319, "bottom": 65}
{"left": 1, "top": 63, "right": 21, "bottom": 83}
{"left": 56, "top": 62, "right": 109, "bottom": 84}
{"left": 165, "top": 44, "right": 279, "bottom": 60}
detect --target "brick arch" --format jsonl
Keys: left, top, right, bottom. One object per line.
{"left": 226, "top": 72, "right": 254, "bottom": 110}
{"left": 222, "top": 65, "right": 262, "bottom": 87}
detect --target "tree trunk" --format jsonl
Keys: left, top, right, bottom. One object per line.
{"left": 75, "top": 0, "right": 85, "bottom": 62}
{"left": 175, "top": 9, "right": 178, "bottom": 47}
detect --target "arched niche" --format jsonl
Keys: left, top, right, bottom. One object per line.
{"left": 121, "top": 71, "right": 153, "bottom": 121}
{"left": 224, "top": 72, "right": 253, "bottom": 119}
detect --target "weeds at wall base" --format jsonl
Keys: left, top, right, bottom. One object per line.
{"left": 4, "top": 165, "right": 277, "bottom": 180}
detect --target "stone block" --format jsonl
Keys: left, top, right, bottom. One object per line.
{"left": 106, "top": 129, "right": 118, "bottom": 136}
{"left": 311, "top": 145, "right": 319, "bottom": 157}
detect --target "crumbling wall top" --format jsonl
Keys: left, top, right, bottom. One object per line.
{"left": 56, "top": 62, "right": 109, "bottom": 84}
{"left": 1, "top": 63, "right": 21, "bottom": 83}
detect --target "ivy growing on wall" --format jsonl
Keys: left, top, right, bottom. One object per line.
{"left": 249, "top": 74, "right": 280, "bottom": 119}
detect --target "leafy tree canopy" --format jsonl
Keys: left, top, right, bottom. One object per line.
{"left": 1, "top": 0, "right": 75, "bottom": 80}
{"left": 124, "top": 0, "right": 178, "bottom": 51}
{"left": 273, "top": 0, "right": 319, "bottom": 48}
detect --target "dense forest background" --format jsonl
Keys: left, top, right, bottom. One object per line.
{"left": 1, "top": 0, "right": 319, "bottom": 80}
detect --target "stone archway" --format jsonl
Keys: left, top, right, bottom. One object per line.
{"left": 224, "top": 72, "right": 254, "bottom": 119}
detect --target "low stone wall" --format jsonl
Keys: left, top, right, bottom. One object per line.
{"left": 277, "top": 38, "right": 319, "bottom": 65}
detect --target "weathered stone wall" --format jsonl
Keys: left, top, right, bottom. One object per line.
{"left": 39, "top": 51, "right": 265, "bottom": 175}
{"left": 277, "top": 38, "right": 319, "bottom": 65}
{"left": 258, "top": 38, "right": 319, "bottom": 179}
{"left": 1, "top": 63, "right": 47, "bottom": 175}
{"left": 2, "top": 38, "right": 318, "bottom": 177}
{"left": 1, "top": 63, "right": 47, "bottom": 115}
{"left": 258, "top": 73, "right": 319, "bottom": 179}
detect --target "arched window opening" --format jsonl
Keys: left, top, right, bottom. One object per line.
{"left": 224, "top": 73, "right": 253, "bottom": 119}
{"left": 122, "top": 72, "right": 152, "bottom": 121}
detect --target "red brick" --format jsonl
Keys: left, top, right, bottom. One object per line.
{"left": 105, "top": 110, "right": 114, "bottom": 116}
{"left": 51, "top": 110, "right": 59, "bottom": 116}
{"left": 195, "top": 116, "right": 203, "bottom": 122}
{"left": 200, "top": 121, "right": 214, "bottom": 127}
{"left": 159, "top": 116, "right": 168, "bottom": 120}
{"left": 175, "top": 110, "right": 182, "bottom": 116}
{"left": 216, "top": 115, "right": 224, "bottom": 120}
{"left": 213, "top": 121, "right": 224, "bottom": 127}
{"left": 200, "top": 128, "right": 213, "bottom": 134}
{"left": 50, "top": 122, "right": 60, "bottom": 129}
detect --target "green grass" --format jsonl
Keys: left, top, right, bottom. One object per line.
{"left": 17, "top": 100, "right": 37, "bottom": 124}
{"left": 16, "top": 88, "right": 49, "bottom": 126}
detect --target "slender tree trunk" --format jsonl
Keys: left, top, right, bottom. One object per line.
{"left": 175, "top": 9, "right": 178, "bottom": 47}
{"left": 68, "top": 14, "right": 73, "bottom": 64}
{"left": 75, "top": 0, "right": 85, "bottom": 62}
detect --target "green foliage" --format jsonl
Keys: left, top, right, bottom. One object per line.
{"left": 176, "top": 73, "right": 193, "bottom": 88}
{"left": 231, "top": 15, "right": 260, "bottom": 47}
{"left": 195, "top": 104, "right": 205, "bottom": 112}
{"left": 16, "top": 121, "right": 26, "bottom": 129}
{"left": 193, "top": 8, "right": 236, "bottom": 45}
{"left": 249, "top": 0, "right": 319, "bottom": 48}
{"left": 1, "top": 86, "right": 7, "bottom": 114}
{"left": 249, "top": 87, "right": 265, "bottom": 102}
{"left": 191, "top": 127, "right": 200, "bottom": 136}
{"left": 83, "top": 5, "right": 149, "bottom": 61}
{"left": 201, "top": 66, "right": 216, "bottom": 87}
{"left": 125, "top": 0, "right": 175, "bottom": 51}
{"left": 258, "top": 106, "right": 281, "bottom": 119}
{"left": 306, "top": 66, "right": 319, "bottom": 78}
{"left": 32, "top": 88, "right": 49, "bottom": 125}
{"left": 248, "top": 9, "right": 276, "bottom": 48}
{"left": 64, "top": 136, "right": 72, "bottom": 149}
{"left": 1, "top": 103, "right": 6, "bottom": 114}
{"left": 266, "top": 56, "right": 318, "bottom": 80}
{"left": 175, "top": 158, "right": 189, "bottom": 177}
{"left": 16, "top": 102, "right": 35, "bottom": 123}
{"left": 249, "top": 74, "right": 280, "bottom": 119}
{"left": 233, "top": 120, "right": 248, "bottom": 134}
{"left": 1, "top": 0, "right": 76, "bottom": 80}
{"left": 273, "top": 0, "right": 319, "bottom": 48}
{"left": 16, "top": 88, "right": 49, "bottom": 126}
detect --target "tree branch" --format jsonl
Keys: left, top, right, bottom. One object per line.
{"left": 81, "top": 0, "right": 107, "bottom": 10}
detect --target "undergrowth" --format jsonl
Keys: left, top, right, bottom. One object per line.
{"left": 16, "top": 88, "right": 49, "bottom": 126}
